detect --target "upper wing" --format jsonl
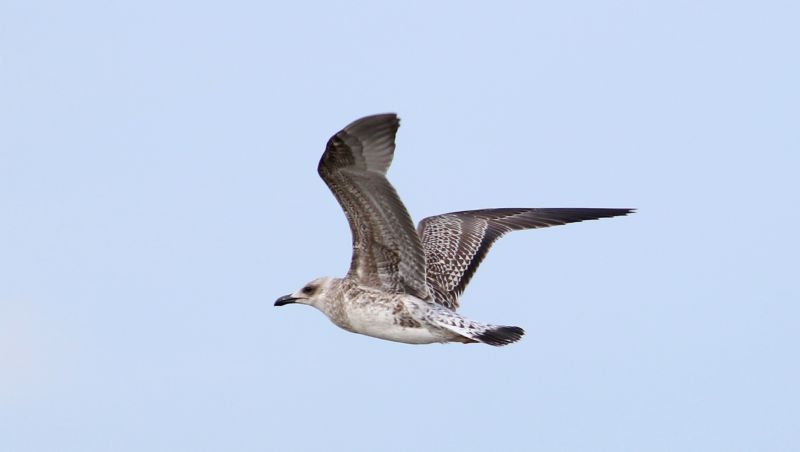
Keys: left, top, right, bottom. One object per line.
{"left": 418, "top": 208, "right": 634, "bottom": 309}
{"left": 318, "top": 114, "right": 429, "bottom": 300}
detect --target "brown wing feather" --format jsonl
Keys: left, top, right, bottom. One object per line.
{"left": 318, "top": 114, "right": 429, "bottom": 300}
{"left": 418, "top": 208, "right": 634, "bottom": 309}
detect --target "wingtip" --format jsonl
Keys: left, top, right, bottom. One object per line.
{"left": 587, "top": 208, "right": 636, "bottom": 219}
{"left": 343, "top": 113, "right": 399, "bottom": 131}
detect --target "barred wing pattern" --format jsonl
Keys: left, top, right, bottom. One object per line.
{"left": 318, "top": 114, "right": 430, "bottom": 300}
{"left": 418, "top": 208, "right": 634, "bottom": 309}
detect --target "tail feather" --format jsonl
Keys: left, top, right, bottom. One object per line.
{"left": 430, "top": 310, "right": 525, "bottom": 346}
{"left": 474, "top": 325, "right": 525, "bottom": 346}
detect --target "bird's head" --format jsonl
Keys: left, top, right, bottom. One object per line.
{"left": 274, "top": 277, "right": 338, "bottom": 310}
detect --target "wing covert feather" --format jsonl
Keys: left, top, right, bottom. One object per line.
{"left": 418, "top": 208, "right": 633, "bottom": 309}
{"left": 318, "top": 114, "right": 429, "bottom": 300}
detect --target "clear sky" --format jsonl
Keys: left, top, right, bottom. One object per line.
{"left": 1, "top": 1, "right": 798, "bottom": 451}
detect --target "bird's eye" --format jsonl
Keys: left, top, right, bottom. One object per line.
{"left": 302, "top": 286, "right": 314, "bottom": 295}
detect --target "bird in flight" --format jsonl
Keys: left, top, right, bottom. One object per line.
{"left": 275, "top": 114, "right": 632, "bottom": 346}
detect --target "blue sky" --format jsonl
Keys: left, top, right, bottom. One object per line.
{"left": 1, "top": 1, "right": 798, "bottom": 451}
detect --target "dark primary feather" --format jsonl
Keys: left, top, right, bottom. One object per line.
{"left": 418, "top": 208, "right": 634, "bottom": 309}
{"left": 318, "top": 114, "right": 430, "bottom": 300}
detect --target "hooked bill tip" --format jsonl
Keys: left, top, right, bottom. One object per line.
{"left": 274, "top": 294, "right": 298, "bottom": 306}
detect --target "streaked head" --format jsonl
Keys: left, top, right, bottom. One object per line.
{"left": 274, "top": 277, "right": 337, "bottom": 309}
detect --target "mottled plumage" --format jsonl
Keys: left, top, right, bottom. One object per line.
{"left": 275, "top": 113, "right": 633, "bottom": 346}
{"left": 419, "top": 208, "right": 633, "bottom": 309}
{"left": 317, "top": 114, "right": 430, "bottom": 300}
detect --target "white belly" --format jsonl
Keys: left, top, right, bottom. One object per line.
{"left": 358, "top": 323, "right": 445, "bottom": 344}
{"left": 342, "top": 305, "right": 447, "bottom": 344}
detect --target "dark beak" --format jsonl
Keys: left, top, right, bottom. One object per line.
{"left": 274, "top": 294, "right": 299, "bottom": 307}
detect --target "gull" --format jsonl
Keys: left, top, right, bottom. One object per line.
{"left": 275, "top": 114, "right": 632, "bottom": 346}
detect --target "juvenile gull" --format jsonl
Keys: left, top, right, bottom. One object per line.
{"left": 275, "top": 114, "right": 633, "bottom": 346}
